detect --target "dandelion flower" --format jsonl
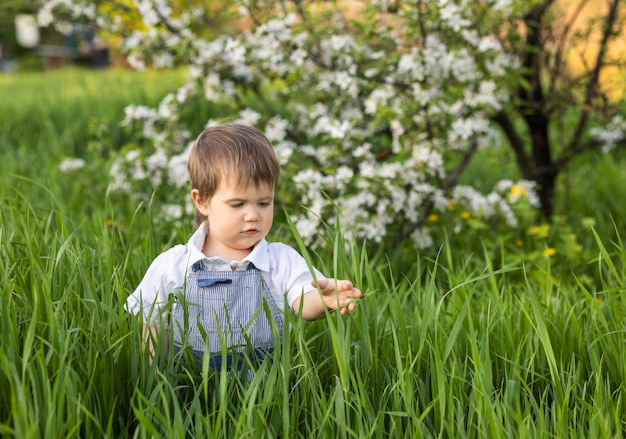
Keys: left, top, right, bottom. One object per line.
{"left": 510, "top": 184, "right": 527, "bottom": 198}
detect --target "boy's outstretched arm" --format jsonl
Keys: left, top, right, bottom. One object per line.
{"left": 292, "top": 278, "right": 362, "bottom": 320}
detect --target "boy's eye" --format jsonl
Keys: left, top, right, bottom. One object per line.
{"left": 231, "top": 203, "right": 244, "bottom": 208}
{"left": 259, "top": 202, "right": 272, "bottom": 207}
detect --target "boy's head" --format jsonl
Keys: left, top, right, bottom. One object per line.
{"left": 188, "top": 123, "right": 280, "bottom": 228}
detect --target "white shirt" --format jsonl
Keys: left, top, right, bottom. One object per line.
{"left": 126, "top": 222, "right": 325, "bottom": 324}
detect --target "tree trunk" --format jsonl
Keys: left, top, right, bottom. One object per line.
{"left": 521, "top": 1, "right": 558, "bottom": 218}
{"left": 527, "top": 109, "right": 556, "bottom": 218}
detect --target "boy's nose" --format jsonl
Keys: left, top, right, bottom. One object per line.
{"left": 244, "top": 208, "right": 259, "bottom": 221}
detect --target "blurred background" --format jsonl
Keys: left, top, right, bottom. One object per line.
{"left": 0, "top": 0, "right": 112, "bottom": 72}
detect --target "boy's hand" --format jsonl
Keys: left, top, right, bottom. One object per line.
{"left": 312, "top": 278, "right": 362, "bottom": 315}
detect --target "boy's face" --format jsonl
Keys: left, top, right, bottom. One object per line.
{"left": 192, "top": 176, "right": 274, "bottom": 261}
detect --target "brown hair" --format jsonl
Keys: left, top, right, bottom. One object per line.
{"left": 188, "top": 123, "right": 280, "bottom": 228}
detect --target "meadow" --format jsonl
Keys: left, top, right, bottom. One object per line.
{"left": 1, "top": 67, "right": 626, "bottom": 438}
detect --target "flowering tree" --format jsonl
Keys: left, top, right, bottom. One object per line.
{"left": 492, "top": 0, "right": 625, "bottom": 217}
{"left": 40, "top": 0, "right": 625, "bottom": 250}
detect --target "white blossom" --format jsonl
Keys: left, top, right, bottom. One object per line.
{"left": 126, "top": 53, "right": 146, "bottom": 71}
{"left": 168, "top": 148, "right": 190, "bottom": 188}
{"left": 312, "top": 117, "right": 351, "bottom": 139}
{"left": 273, "top": 141, "right": 295, "bottom": 165}
{"left": 37, "top": 0, "right": 602, "bottom": 250}
{"left": 135, "top": 0, "right": 160, "bottom": 27}
{"left": 237, "top": 109, "right": 262, "bottom": 126}
{"left": 364, "top": 86, "right": 394, "bottom": 115}
{"left": 411, "top": 228, "right": 434, "bottom": 250}
{"left": 153, "top": 51, "right": 174, "bottom": 69}
{"left": 203, "top": 72, "right": 223, "bottom": 101}
{"left": 59, "top": 157, "right": 85, "bottom": 173}
{"left": 264, "top": 116, "right": 289, "bottom": 142}
{"left": 109, "top": 160, "right": 131, "bottom": 192}
{"left": 162, "top": 203, "right": 183, "bottom": 219}
{"left": 590, "top": 115, "right": 626, "bottom": 153}
{"left": 438, "top": 1, "right": 471, "bottom": 31}
{"left": 396, "top": 50, "right": 424, "bottom": 81}
{"left": 147, "top": 148, "right": 167, "bottom": 168}
{"left": 294, "top": 214, "right": 321, "bottom": 244}
{"left": 491, "top": 0, "right": 512, "bottom": 14}
{"left": 125, "top": 149, "right": 140, "bottom": 162}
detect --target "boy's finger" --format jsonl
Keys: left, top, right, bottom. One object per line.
{"left": 312, "top": 279, "right": 327, "bottom": 289}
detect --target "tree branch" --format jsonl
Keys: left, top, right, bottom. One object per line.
{"left": 443, "top": 140, "right": 479, "bottom": 190}
{"left": 292, "top": 0, "right": 308, "bottom": 22}
{"left": 492, "top": 110, "right": 533, "bottom": 179}
{"left": 554, "top": 138, "right": 603, "bottom": 169}
{"left": 521, "top": 0, "right": 555, "bottom": 103}
{"left": 550, "top": 0, "right": 589, "bottom": 94}
{"left": 567, "top": 0, "right": 620, "bottom": 152}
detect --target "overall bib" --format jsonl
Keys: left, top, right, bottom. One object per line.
{"left": 171, "top": 261, "right": 284, "bottom": 370}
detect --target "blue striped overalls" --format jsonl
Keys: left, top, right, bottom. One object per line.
{"left": 171, "top": 261, "right": 283, "bottom": 371}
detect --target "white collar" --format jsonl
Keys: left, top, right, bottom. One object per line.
{"left": 186, "top": 222, "right": 270, "bottom": 272}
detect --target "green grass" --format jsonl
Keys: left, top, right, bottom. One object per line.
{"left": 1, "top": 67, "right": 626, "bottom": 438}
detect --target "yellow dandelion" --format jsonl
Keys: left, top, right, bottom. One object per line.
{"left": 515, "top": 240, "right": 523, "bottom": 247}
{"left": 461, "top": 211, "right": 471, "bottom": 220}
{"left": 427, "top": 213, "right": 439, "bottom": 223}
{"left": 510, "top": 185, "right": 527, "bottom": 197}
{"left": 595, "top": 298, "right": 603, "bottom": 305}
{"left": 528, "top": 226, "right": 540, "bottom": 235}
{"left": 448, "top": 199, "right": 456, "bottom": 211}
{"left": 543, "top": 247, "right": 556, "bottom": 257}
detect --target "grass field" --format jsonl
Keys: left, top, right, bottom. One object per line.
{"left": 1, "top": 67, "right": 626, "bottom": 438}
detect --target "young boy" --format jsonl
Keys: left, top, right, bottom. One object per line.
{"left": 126, "top": 123, "right": 362, "bottom": 369}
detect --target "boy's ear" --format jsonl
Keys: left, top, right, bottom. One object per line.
{"left": 191, "top": 189, "right": 209, "bottom": 215}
